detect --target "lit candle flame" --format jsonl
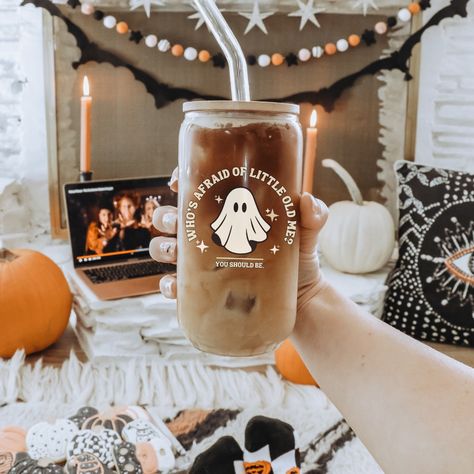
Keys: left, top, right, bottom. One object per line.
{"left": 83, "top": 76, "right": 90, "bottom": 96}
{"left": 310, "top": 109, "right": 317, "bottom": 128}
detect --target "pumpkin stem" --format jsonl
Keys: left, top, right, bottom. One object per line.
{"left": 322, "top": 159, "right": 364, "bottom": 205}
{"left": 0, "top": 249, "right": 18, "bottom": 263}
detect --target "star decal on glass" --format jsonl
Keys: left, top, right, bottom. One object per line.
{"left": 129, "top": 0, "right": 165, "bottom": 18}
{"left": 270, "top": 245, "right": 280, "bottom": 255}
{"left": 196, "top": 240, "right": 209, "bottom": 253}
{"left": 288, "top": 0, "right": 324, "bottom": 30}
{"left": 215, "top": 195, "right": 223, "bottom": 204}
{"left": 239, "top": 0, "right": 275, "bottom": 35}
{"left": 266, "top": 209, "right": 279, "bottom": 222}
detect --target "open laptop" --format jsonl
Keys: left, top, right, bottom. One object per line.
{"left": 64, "top": 176, "right": 176, "bottom": 300}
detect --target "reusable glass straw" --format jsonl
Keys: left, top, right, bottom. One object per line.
{"left": 193, "top": 0, "right": 251, "bottom": 101}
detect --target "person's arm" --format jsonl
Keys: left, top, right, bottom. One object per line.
{"left": 149, "top": 169, "right": 474, "bottom": 473}
{"left": 293, "top": 283, "right": 474, "bottom": 473}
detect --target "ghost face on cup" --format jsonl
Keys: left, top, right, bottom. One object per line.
{"left": 211, "top": 187, "right": 271, "bottom": 255}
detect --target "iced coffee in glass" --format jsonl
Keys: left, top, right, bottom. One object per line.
{"left": 178, "top": 101, "right": 303, "bottom": 356}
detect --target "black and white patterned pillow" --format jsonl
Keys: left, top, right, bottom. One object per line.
{"left": 382, "top": 161, "right": 474, "bottom": 346}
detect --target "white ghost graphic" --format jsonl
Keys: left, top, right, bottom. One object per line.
{"left": 211, "top": 187, "right": 271, "bottom": 254}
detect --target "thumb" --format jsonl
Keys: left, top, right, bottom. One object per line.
{"left": 299, "top": 192, "right": 329, "bottom": 255}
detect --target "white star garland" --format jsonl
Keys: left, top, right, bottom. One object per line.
{"left": 239, "top": 0, "right": 275, "bottom": 35}
{"left": 352, "top": 0, "right": 379, "bottom": 15}
{"left": 288, "top": 0, "right": 324, "bottom": 30}
{"left": 129, "top": 0, "right": 165, "bottom": 18}
{"left": 188, "top": 10, "right": 206, "bottom": 30}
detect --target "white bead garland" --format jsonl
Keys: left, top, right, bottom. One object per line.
{"left": 158, "top": 39, "right": 171, "bottom": 52}
{"left": 336, "top": 39, "right": 349, "bottom": 52}
{"left": 184, "top": 47, "right": 198, "bottom": 61}
{"left": 103, "top": 15, "right": 117, "bottom": 29}
{"left": 80, "top": 3, "right": 95, "bottom": 15}
{"left": 312, "top": 46, "right": 324, "bottom": 59}
{"left": 398, "top": 8, "right": 412, "bottom": 22}
{"left": 145, "top": 34, "right": 158, "bottom": 48}
{"left": 298, "top": 48, "right": 311, "bottom": 62}
{"left": 258, "top": 54, "right": 271, "bottom": 67}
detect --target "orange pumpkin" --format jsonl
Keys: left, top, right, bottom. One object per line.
{"left": 0, "top": 249, "right": 72, "bottom": 357}
{"left": 274, "top": 340, "right": 317, "bottom": 386}
{"left": 0, "top": 426, "right": 27, "bottom": 452}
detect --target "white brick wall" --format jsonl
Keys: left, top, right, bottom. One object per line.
{"left": 415, "top": 0, "right": 474, "bottom": 170}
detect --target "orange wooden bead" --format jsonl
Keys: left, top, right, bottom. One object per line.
{"left": 348, "top": 34, "right": 361, "bottom": 47}
{"left": 116, "top": 21, "right": 128, "bottom": 34}
{"left": 171, "top": 44, "right": 184, "bottom": 57}
{"left": 408, "top": 2, "right": 421, "bottom": 14}
{"left": 198, "top": 50, "right": 211, "bottom": 62}
{"left": 325, "top": 43, "right": 337, "bottom": 55}
{"left": 271, "top": 53, "right": 285, "bottom": 66}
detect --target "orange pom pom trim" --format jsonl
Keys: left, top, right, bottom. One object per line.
{"left": 116, "top": 21, "right": 128, "bottom": 34}
{"left": 171, "top": 44, "right": 184, "bottom": 57}
{"left": 348, "top": 34, "right": 361, "bottom": 47}
{"left": 198, "top": 50, "right": 211, "bottom": 62}
{"left": 408, "top": 2, "right": 421, "bottom": 14}
{"left": 325, "top": 43, "right": 337, "bottom": 55}
{"left": 271, "top": 53, "right": 285, "bottom": 66}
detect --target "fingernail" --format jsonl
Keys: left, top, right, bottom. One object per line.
{"left": 160, "top": 240, "right": 176, "bottom": 259}
{"left": 161, "top": 277, "right": 173, "bottom": 296}
{"left": 162, "top": 213, "right": 177, "bottom": 232}
{"left": 309, "top": 194, "right": 320, "bottom": 215}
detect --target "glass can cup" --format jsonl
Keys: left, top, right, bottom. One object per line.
{"left": 177, "top": 101, "right": 303, "bottom": 356}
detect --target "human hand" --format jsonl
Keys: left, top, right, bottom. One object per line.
{"left": 149, "top": 167, "right": 328, "bottom": 313}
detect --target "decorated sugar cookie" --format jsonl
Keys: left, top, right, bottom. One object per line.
{"left": 136, "top": 438, "right": 175, "bottom": 473}
{"left": 0, "top": 451, "right": 15, "bottom": 474}
{"left": 67, "top": 429, "right": 121, "bottom": 468}
{"left": 66, "top": 452, "right": 114, "bottom": 474}
{"left": 82, "top": 407, "right": 133, "bottom": 435}
{"left": 112, "top": 442, "right": 143, "bottom": 474}
{"left": 9, "top": 453, "right": 63, "bottom": 474}
{"left": 122, "top": 419, "right": 164, "bottom": 444}
{"left": 0, "top": 426, "right": 27, "bottom": 453}
{"left": 26, "top": 419, "right": 78, "bottom": 462}
{"left": 69, "top": 407, "right": 99, "bottom": 429}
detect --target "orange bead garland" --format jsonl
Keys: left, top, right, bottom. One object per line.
{"left": 325, "top": 43, "right": 337, "bottom": 55}
{"left": 171, "top": 44, "right": 184, "bottom": 57}
{"left": 348, "top": 34, "right": 361, "bottom": 47}
{"left": 198, "top": 50, "right": 211, "bottom": 62}
{"left": 116, "top": 21, "right": 128, "bottom": 34}
{"left": 408, "top": 2, "right": 421, "bottom": 14}
{"left": 271, "top": 53, "right": 285, "bottom": 66}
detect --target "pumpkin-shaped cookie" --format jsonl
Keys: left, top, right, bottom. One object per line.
{"left": 0, "top": 426, "right": 26, "bottom": 453}
{"left": 0, "top": 451, "right": 15, "bottom": 474}
{"left": 82, "top": 408, "right": 133, "bottom": 435}
{"left": 122, "top": 419, "right": 165, "bottom": 444}
{"left": 66, "top": 452, "right": 114, "bottom": 474}
{"left": 26, "top": 419, "right": 78, "bottom": 462}
{"left": 9, "top": 453, "right": 63, "bottom": 474}
{"left": 67, "top": 429, "right": 121, "bottom": 468}
{"left": 69, "top": 407, "right": 99, "bottom": 429}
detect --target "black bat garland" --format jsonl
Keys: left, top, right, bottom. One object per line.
{"left": 22, "top": 0, "right": 470, "bottom": 112}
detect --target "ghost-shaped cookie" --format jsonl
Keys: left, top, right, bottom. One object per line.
{"left": 211, "top": 187, "right": 270, "bottom": 255}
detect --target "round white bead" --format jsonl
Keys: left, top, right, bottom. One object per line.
{"left": 298, "top": 48, "right": 311, "bottom": 62}
{"left": 312, "top": 46, "right": 324, "bottom": 59}
{"left": 80, "top": 3, "right": 95, "bottom": 15}
{"left": 398, "top": 8, "right": 412, "bottom": 22}
{"left": 257, "top": 54, "right": 271, "bottom": 67}
{"left": 145, "top": 34, "right": 158, "bottom": 48}
{"left": 103, "top": 15, "right": 117, "bottom": 29}
{"left": 184, "top": 47, "right": 198, "bottom": 61}
{"left": 336, "top": 39, "right": 349, "bottom": 52}
{"left": 158, "top": 39, "right": 171, "bottom": 52}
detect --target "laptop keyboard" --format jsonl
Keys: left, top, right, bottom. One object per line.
{"left": 84, "top": 261, "right": 175, "bottom": 284}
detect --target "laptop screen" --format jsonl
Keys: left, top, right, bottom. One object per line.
{"left": 64, "top": 177, "right": 176, "bottom": 267}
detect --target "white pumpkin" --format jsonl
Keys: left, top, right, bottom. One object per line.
{"left": 319, "top": 159, "right": 395, "bottom": 274}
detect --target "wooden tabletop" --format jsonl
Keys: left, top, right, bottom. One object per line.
{"left": 25, "top": 325, "right": 474, "bottom": 369}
